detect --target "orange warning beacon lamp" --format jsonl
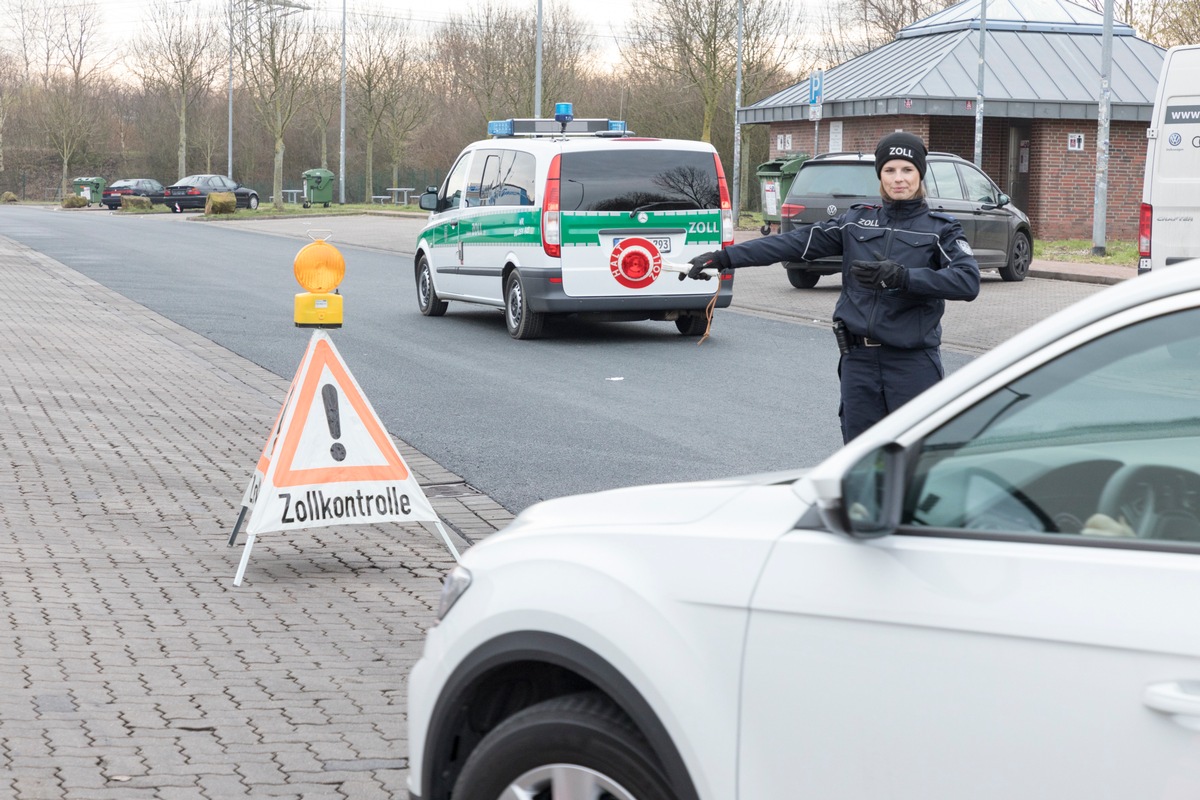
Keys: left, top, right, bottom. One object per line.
{"left": 293, "top": 235, "right": 344, "bottom": 328}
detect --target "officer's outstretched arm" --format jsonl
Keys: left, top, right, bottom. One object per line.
{"left": 723, "top": 219, "right": 844, "bottom": 269}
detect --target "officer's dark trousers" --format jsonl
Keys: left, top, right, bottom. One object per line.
{"left": 838, "top": 345, "right": 944, "bottom": 443}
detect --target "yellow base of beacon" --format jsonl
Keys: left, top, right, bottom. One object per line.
{"left": 294, "top": 292, "right": 343, "bottom": 328}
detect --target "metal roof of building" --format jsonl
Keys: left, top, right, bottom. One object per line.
{"left": 740, "top": 0, "right": 1165, "bottom": 125}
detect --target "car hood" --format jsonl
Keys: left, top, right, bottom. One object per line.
{"left": 510, "top": 466, "right": 813, "bottom": 531}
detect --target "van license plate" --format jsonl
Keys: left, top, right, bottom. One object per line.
{"left": 614, "top": 236, "right": 671, "bottom": 254}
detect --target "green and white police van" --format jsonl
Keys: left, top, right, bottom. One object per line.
{"left": 414, "top": 105, "right": 735, "bottom": 339}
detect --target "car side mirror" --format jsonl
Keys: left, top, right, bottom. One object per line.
{"left": 981, "top": 193, "right": 1010, "bottom": 211}
{"left": 818, "top": 443, "right": 906, "bottom": 539}
{"left": 419, "top": 191, "right": 439, "bottom": 212}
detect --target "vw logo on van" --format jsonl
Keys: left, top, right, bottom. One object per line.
{"left": 827, "top": 204, "right": 838, "bottom": 216}
{"left": 1169, "top": 132, "right": 1183, "bottom": 146}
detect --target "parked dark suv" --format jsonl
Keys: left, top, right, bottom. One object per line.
{"left": 778, "top": 151, "right": 1033, "bottom": 288}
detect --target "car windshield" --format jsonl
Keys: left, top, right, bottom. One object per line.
{"left": 788, "top": 162, "right": 878, "bottom": 198}
{"left": 559, "top": 150, "right": 719, "bottom": 212}
{"left": 176, "top": 175, "right": 206, "bottom": 184}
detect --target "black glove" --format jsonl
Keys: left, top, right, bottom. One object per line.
{"left": 850, "top": 259, "right": 907, "bottom": 290}
{"left": 680, "top": 249, "right": 731, "bottom": 281}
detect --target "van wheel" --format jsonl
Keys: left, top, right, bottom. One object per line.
{"left": 1000, "top": 231, "right": 1031, "bottom": 282}
{"left": 505, "top": 271, "right": 544, "bottom": 339}
{"left": 416, "top": 255, "right": 448, "bottom": 317}
{"left": 786, "top": 268, "right": 820, "bottom": 289}
{"left": 675, "top": 315, "right": 707, "bottom": 336}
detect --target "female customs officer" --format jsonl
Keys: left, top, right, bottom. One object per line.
{"left": 685, "top": 131, "right": 980, "bottom": 443}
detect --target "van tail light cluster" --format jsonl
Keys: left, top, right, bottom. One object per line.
{"left": 781, "top": 202, "right": 805, "bottom": 219}
{"left": 1139, "top": 203, "right": 1152, "bottom": 258}
{"left": 542, "top": 155, "right": 561, "bottom": 258}
{"left": 714, "top": 153, "right": 734, "bottom": 247}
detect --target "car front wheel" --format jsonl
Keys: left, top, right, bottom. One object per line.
{"left": 452, "top": 693, "right": 678, "bottom": 800}
{"left": 416, "top": 255, "right": 448, "bottom": 317}
{"left": 504, "top": 271, "right": 545, "bottom": 339}
{"left": 248, "top": 194, "right": 259, "bottom": 210}
{"left": 1000, "top": 231, "right": 1031, "bottom": 282}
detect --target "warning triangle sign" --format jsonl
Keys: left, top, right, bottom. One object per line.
{"left": 244, "top": 331, "right": 439, "bottom": 535}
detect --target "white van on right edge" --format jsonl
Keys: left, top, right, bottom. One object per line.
{"left": 1140, "top": 43, "right": 1200, "bottom": 275}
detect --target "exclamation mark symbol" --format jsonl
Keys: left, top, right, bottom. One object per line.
{"left": 322, "top": 384, "right": 346, "bottom": 462}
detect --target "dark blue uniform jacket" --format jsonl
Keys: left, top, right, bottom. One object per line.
{"left": 727, "top": 199, "right": 980, "bottom": 349}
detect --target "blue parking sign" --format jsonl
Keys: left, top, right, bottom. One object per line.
{"left": 809, "top": 70, "right": 823, "bottom": 105}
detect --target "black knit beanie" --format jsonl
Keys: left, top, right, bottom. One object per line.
{"left": 874, "top": 132, "right": 928, "bottom": 179}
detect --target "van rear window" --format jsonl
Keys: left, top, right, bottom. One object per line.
{"left": 560, "top": 150, "right": 719, "bottom": 212}
{"left": 788, "top": 163, "right": 878, "bottom": 198}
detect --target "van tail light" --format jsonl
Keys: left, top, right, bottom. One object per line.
{"left": 781, "top": 202, "right": 805, "bottom": 219}
{"left": 542, "top": 155, "right": 561, "bottom": 258}
{"left": 1139, "top": 203, "right": 1152, "bottom": 258}
{"left": 714, "top": 153, "right": 733, "bottom": 247}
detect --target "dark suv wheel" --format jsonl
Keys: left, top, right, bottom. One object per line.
{"left": 1000, "top": 231, "right": 1032, "bottom": 282}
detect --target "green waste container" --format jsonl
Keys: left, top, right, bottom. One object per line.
{"left": 72, "top": 176, "right": 106, "bottom": 206}
{"left": 302, "top": 168, "right": 335, "bottom": 208}
{"left": 755, "top": 156, "right": 807, "bottom": 234}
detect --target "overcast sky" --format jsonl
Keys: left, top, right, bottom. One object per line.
{"left": 102, "top": 0, "right": 639, "bottom": 62}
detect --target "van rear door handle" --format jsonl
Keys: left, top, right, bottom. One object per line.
{"left": 1144, "top": 681, "right": 1200, "bottom": 731}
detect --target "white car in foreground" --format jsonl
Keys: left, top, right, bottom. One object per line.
{"left": 407, "top": 266, "right": 1200, "bottom": 800}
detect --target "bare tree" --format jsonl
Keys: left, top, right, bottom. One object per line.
{"left": 622, "top": 0, "right": 798, "bottom": 143}
{"left": 381, "top": 54, "right": 432, "bottom": 196}
{"left": 431, "top": 1, "right": 595, "bottom": 129}
{"left": 4, "top": 0, "right": 58, "bottom": 86}
{"left": 56, "top": 0, "right": 107, "bottom": 89}
{"left": 235, "top": 0, "right": 320, "bottom": 209}
{"left": 348, "top": 8, "right": 419, "bottom": 200}
{"left": 304, "top": 26, "right": 340, "bottom": 171}
{"left": 15, "top": 0, "right": 108, "bottom": 194}
{"left": 0, "top": 52, "right": 17, "bottom": 174}
{"left": 131, "top": 0, "right": 220, "bottom": 181}
{"left": 190, "top": 89, "right": 227, "bottom": 175}
{"left": 36, "top": 77, "right": 101, "bottom": 192}
{"left": 811, "top": 0, "right": 956, "bottom": 64}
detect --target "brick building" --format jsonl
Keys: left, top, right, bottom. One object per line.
{"left": 739, "top": 0, "right": 1165, "bottom": 241}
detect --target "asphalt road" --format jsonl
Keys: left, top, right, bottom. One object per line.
{"left": 0, "top": 205, "right": 1104, "bottom": 514}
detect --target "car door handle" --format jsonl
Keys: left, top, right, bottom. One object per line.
{"left": 1144, "top": 681, "right": 1200, "bottom": 731}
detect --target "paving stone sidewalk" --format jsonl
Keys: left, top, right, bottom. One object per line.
{"left": 0, "top": 236, "right": 512, "bottom": 799}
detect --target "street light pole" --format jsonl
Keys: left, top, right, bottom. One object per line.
{"left": 534, "top": 0, "right": 542, "bottom": 117}
{"left": 1092, "top": 0, "right": 1114, "bottom": 256}
{"left": 732, "top": 0, "right": 743, "bottom": 227}
{"left": 228, "top": 0, "right": 234, "bottom": 178}
{"left": 339, "top": 0, "right": 346, "bottom": 204}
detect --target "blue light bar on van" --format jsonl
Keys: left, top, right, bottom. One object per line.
{"left": 488, "top": 118, "right": 623, "bottom": 137}
{"left": 488, "top": 119, "right": 515, "bottom": 136}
